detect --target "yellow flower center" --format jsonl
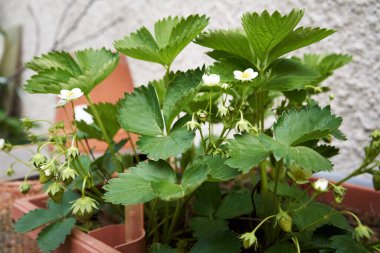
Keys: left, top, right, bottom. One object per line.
{"left": 242, "top": 72, "right": 250, "bottom": 78}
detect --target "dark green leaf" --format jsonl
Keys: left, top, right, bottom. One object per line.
{"left": 330, "top": 235, "right": 368, "bottom": 253}
{"left": 130, "top": 160, "right": 176, "bottom": 183}
{"left": 225, "top": 134, "right": 270, "bottom": 173}
{"left": 193, "top": 182, "right": 221, "bottom": 217}
{"left": 265, "top": 241, "right": 297, "bottom": 253}
{"left": 189, "top": 230, "right": 241, "bottom": 253}
{"left": 37, "top": 218, "right": 76, "bottom": 253}
{"left": 203, "top": 155, "right": 240, "bottom": 181}
{"left": 274, "top": 106, "right": 342, "bottom": 146}
{"left": 182, "top": 162, "right": 209, "bottom": 195}
{"left": 267, "top": 182, "right": 307, "bottom": 201}
{"left": 242, "top": 9, "right": 304, "bottom": 61}
{"left": 190, "top": 217, "right": 229, "bottom": 238}
{"left": 216, "top": 190, "right": 253, "bottom": 219}
{"left": 265, "top": 58, "right": 320, "bottom": 91}
{"left": 150, "top": 244, "right": 177, "bottom": 253}
{"left": 118, "top": 85, "right": 164, "bottom": 136}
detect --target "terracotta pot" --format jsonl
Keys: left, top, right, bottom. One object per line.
{"left": 12, "top": 194, "right": 146, "bottom": 253}
{"left": 55, "top": 55, "right": 138, "bottom": 153}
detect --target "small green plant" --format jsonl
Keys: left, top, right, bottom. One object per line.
{"left": 3, "top": 8, "right": 380, "bottom": 253}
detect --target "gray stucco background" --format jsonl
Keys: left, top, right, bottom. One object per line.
{"left": 0, "top": 0, "right": 379, "bottom": 179}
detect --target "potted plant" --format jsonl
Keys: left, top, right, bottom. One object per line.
{"left": 5, "top": 8, "right": 380, "bottom": 253}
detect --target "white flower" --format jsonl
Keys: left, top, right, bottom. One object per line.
{"left": 74, "top": 105, "right": 94, "bottom": 124}
{"left": 313, "top": 178, "right": 329, "bottom": 192}
{"left": 185, "top": 114, "right": 200, "bottom": 131}
{"left": 202, "top": 74, "right": 220, "bottom": 86}
{"left": 221, "top": 83, "right": 230, "bottom": 90}
{"left": 236, "top": 111, "right": 252, "bottom": 133}
{"left": 56, "top": 99, "right": 67, "bottom": 107}
{"left": 0, "top": 138, "right": 5, "bottom": 150}
{"left": 217, "top": 105, "right": 229, "bottom": 118}
{"left": 58, "top": 88, "right": 84, "bottom": 101}
{"left": 234, "top": 68, "right": 258, "bottom": 81}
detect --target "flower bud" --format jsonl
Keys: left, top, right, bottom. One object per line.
{"left": 5, "top": 166, "right": 15, "bottom": 176}
{"left": 276, "top": 209, "right": 293, "bottom": 233}
{"left": 185, "top": 114, "right": 200, "bottom": 131}
{"left": 332, "top": 184, "right": 346, "bottom": 203}
{"left": 61, "top": 166, "right": 77, "bottom": 182}
{"left": 71, "top": 196, "right": 98, "bottom": 221}
{"left": 46, "top": 182, "right": 64, "bottom": 203}
{"left": 19, "top": 182, "right": 31, "bottom": 194}
{"left": 196, "top": 110, "right": 208, "bottom": 123}
{"left": 239, "top": 231, "right": 258, "bottom": 249}
{"left": 31, "top": 153, "right": 47, "bottom": 167}
{"left": 217, "top": 105, "right": 229, "bottom": 118}
{"left": 67, "top": 146, "right": 79, "bottom": 158}
{"left": 353, "top": 223, "right": 374, "bottom": 241}
{"left": 313, "top": 178, "right": 329, "bottom": 192}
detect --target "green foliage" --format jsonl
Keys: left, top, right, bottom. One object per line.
{"left": 104, "top": 160, "right": 208, "bottom": 204}
{"left": 150, "top": 244, "right": 177, "bottom": 253}
{"left": 190, "top": 217, "right": 229, "bottom": 238}
{"left": 77, "top": 102, "right": 119, "bottom": 140}
{"left": 115, "top": 15, "right": 209, "bottom": 66}
{"left": 202, "top": 155, "right": 240, "bottom": 181}
{"left": 215, "top": 190, "right": 253, "bottom": 219}
{"left": 37, "top": 218, "right": 76, "bottom": 253}
{"left": 189, "top": 230, "right": 241, "bottom": 253}
{"left": 241, "top": 9, "right": 304, "bottom": 62}
{"left": 330, "top": 235, "right": 369, "bottom": 253}
{"left": 274, "top": 105, "right": 342, "bottom": 146}
{"left": 24, "top": 48, "right": 119, "bottom": 94}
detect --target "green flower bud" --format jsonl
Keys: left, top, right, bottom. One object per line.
{"left": 31, "top": 153, "right": 47, "bottom": 167}
{"left": 276, "top": 209, "right": 293, "bottom": 233}
{"left": 5, "top": 166, "right": 15, "bottom": 176}
{"left": 46, "top": 182, "right": 64, "bottom": 203}
{"left": 21, "top": 118, "right": 34, "bottom": 130}
{"left": 19, "top": 182, "right": 31, "bottom": 194}
{"left": 332, "top": 184, "right": 346, "bottom": 203}
{"left": 61, "top": 166, "right": 77, "bottom": 182}
{"left": 196, "top": 110, "right": 208, "bottom": 123}
{"left": 67, "top": 146, "right": 79, "bottom": 158}
{"left": 71, "top": 196, "right": 98, "bottom": 221}
{"left": 353, "top": 223, "right": 374, "bottom": 241}
{"left": 240, "top": 231, "right": 258, "bottom": 249}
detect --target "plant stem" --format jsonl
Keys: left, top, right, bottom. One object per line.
{"left": 259, "top": 162, "right": 268, "bottom": 194}
{"left": 165, "top": 200, "right": 182, "bottom": 244}
{"left": 272, "top": 159, "right": 283, "bottom": 211}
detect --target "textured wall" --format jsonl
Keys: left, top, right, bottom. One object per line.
{"left": 0, "top": 0, "right": 379, "bottom": 178}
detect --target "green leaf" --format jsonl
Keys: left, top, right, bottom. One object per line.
{"left": 242, "top": 9, "right": 304, "bottom": 62}
{"left": 265, "top": 241, "right": 297, "bottom": 253}
{"left": 137, "top": 123, "right": 194, "bottom": 160}
{"left": 103, "top": 172, "right": 156, "bottom": 205}
{"left": 202, "top": 155, "right": 240, "bottom": 181}
{"left": 208, "top": 56, "right": 253, "bottom": 84}
{"left": 25, "top": 51, "right": 81, "bottom": 75}
{"left": 293, "top": 203, "right": 350, "bottom": 232}
{"left": 195, "top": 29, "right": 255, "bottom": 63}
{"left": 24, "top": 48, "right": 119, "bottom": 95}
{"left": 267, "top": 182, "right": 307, "bottom": 201}
{"left": 163, "top": 68, "right": 204, "bottom": 127}
{"left": 190, "top": 217, "right": 229, "bottom": 239}
{"left": 330, "top": 235, "right": 368, "bottom": 253}
{"left": 193, "top": 183, "right": 221, "bottom": 217}
{"left": 77, "top": 102, "right": 119, "bottom": 140}
{"left": 15, "top": 191, "right": 78, "bottom": 233}
{"left": 189, "top": 230, "right": 241, "bottom": 253}
{"left": 118, "top": 85, "right": 164, "bottom": 136}
{"left": 150, "top": 244, "right": 177, "bottom": 253}
{"left": 215, "top": 190, "right": 253, "bottom": 219}
{"left": 274, "top": 106, "right": 342, "bottom": 146}
{"left": 37, "top": 218, "right": 76, "bottom": 253}
{"left": 265, "top": 58, "right": 320, "bottom": 91}
{"left": 115, "top": 15, "right": 209, "bottom": 66}
{"left": 225, "top": 134, "right": 270, "bottom": 173}
{"left": 268, "top": 27, "right": 335, "bottom": 61}
{"left": 182, "top": 162, "right": 209, "bottom": 195}
{"left": 130, "top": 160, "right": 176, "bottom": 183}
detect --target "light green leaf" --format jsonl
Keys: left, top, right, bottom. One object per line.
{"left": 269, "top": 27, "right": 335, "bottom": 61}
{"left": 242, "top": 9, "right": 304, "bottom": 61}
{"left": 190, "top": 217, "right": 229, "bottom": 239}
{"left": 37, "top": 218, "right": 76, "bottom": 253}
{"left": 182, "top": 162, "right": 209, "bottom": 195}
{"left": 330, "top": 235, "right": 368, "bottom": 253}
{"left": 225, "top": 134, "right": 270, "bottom": 173}
{"left": 26, "top": 51, "right": 81, "bottom": 75}
{"left": 215, "top": 190, "right": 253, "bottom": 219}
{"left": 103, "top": 172, "right": 156, "bottom": 205}
{"left": 24, "top": 48, "right": 119, "bottom": 95}
{"left": 137, "top": 124, "right": 194, "bottom": 160}
{"left": 163, "top": 68, "right": 204, "bottom": 127}
{"left": 274, "top": 106, "right": 342, "bottom": 146}
{"left": 203, "top": 155, "right": 240, "bottom": 181}
{"left": 265, "top": 58, "right": 320, "bottom": 91}
{"left": 118, "top": 85, "right": 164, "bottom": 136}
{"left": 193, "top": 183, "right": 221, "bottom": 217}
{"left": 195, "top": 29, "right": 255, "bottom": 63}
{"left": 115, "top": 15, "right": 209, "bottom": 66}
{"left": 189, "top": 230, "right": 241, "bottom": 253}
